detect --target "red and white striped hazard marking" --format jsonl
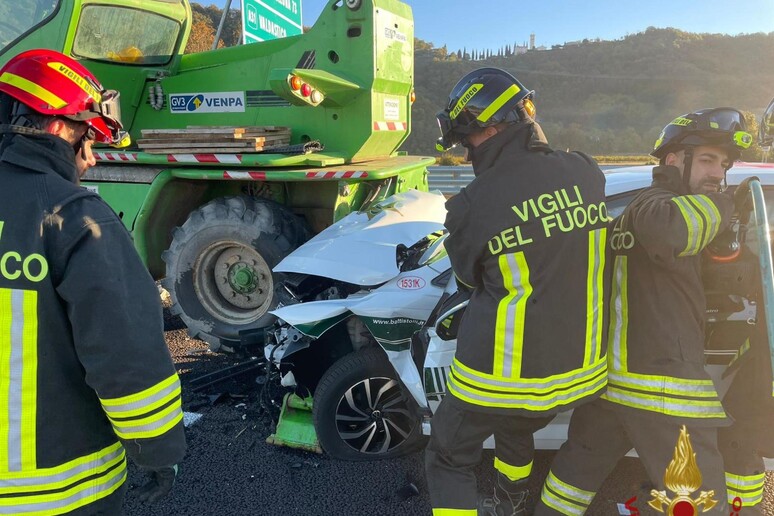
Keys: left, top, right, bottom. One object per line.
{"left": 305, "top": 171, "right": 369, "bottom": 179}
{"left": 167, "top": 154, "right": 243, "bottom": 164}
{"left": 95, "top": 152, "right": 138, "bottom": 161}
{"left": 95, "top": 152, "right": 245, "bottom": 164}
{"left": 223, "top": 171, "right": 267, "bottom": 180}
{"left": 373, "top": 121, "right": 407, "bottom": 131}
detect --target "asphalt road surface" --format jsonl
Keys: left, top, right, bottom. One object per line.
{"left": 119, "top": 296, "right": 774, "bottom": 516}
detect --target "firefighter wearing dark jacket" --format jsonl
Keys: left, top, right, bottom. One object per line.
{"left": 426, "top": 68, "right": 609, "bottom": 516}
{"left": 0, "top": 49, "right": 185, "bottom": 515}
{"left": 535, "top": 108, "right": 755, "bottom": 516}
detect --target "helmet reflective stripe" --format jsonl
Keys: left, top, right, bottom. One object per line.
{"left": 450, "top": 83, "right": 483, "bottom": 120}
{"left": 47, "top": 62, "right": 102, "bottom": 103}
{"left": 478, "top": 83, "right": 522, "bottom": 123}
{"left": 670, "top": 117, "right": 693, "bottom": 127}
{"left": 0, "top": 72, "right": 67, "bottom": 109}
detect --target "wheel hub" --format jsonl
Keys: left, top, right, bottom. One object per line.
{"left": 334, "top": 377, "right": 417, "bottom": 455}
{"left": 195, "top": 241, "right": 273, "bottom": 323}
{"left": 212, "top": 248, "right": 269, "bottom": 310}
{"left": 228, "top": 263, "right": 258, "bottom": 294}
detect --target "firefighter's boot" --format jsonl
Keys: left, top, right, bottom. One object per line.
{"left": 478, "top": 474, "right": 529, "bottom": 516}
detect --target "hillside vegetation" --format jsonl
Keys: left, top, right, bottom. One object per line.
{"left": 409, "top": 28, "right": 774, "bottom": 160}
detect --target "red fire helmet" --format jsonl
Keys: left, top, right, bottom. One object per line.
{"left": 0, "top": 48, "right": 126, "bottom": 145}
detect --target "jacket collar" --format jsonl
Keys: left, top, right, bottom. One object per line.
{"left": 471, "top": 122, "right": 549, "bottom": 175}
{"left": 651, "top": 165, "right": 690, "bottom": 196}
{"left": 0, "top": 132, "right": 79, "bottom": 184}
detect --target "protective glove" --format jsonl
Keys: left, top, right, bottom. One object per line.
{"left": 733, "top": 176, "right": 760, "bottom": 214}
{"left": 136, "top": 465, "right": 178, "bottom": 503}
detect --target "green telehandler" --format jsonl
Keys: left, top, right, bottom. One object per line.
{"left": 1, "top": 0, "right": 432, "bottom": 351}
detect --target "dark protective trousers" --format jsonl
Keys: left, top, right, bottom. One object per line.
{"left": 705, "top": 317, "right": 773, "bottom": 514}
{"left": 717, "top": 329, "right": 774, "bottom": 515}
{"left": 425, "top": 395, "right": 554, "bottom": 514}
{"left": 719, "top": 421, "right": 769, "bottom": 516}
{"left": 533, "top": 399, "right": 729, "bottom": 515}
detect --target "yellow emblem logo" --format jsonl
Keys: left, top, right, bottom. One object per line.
{"left": 648, "top": 426, "right": 719, "bottom": 515}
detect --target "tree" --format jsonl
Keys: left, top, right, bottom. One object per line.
{"left": 186, "top": 19, "right": 218, "bottom": 53}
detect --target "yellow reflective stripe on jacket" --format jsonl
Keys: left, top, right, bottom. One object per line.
{"left": 494, "top": 458, "right": 532, "bottom": 482}
{"left": 540, "top": 470, "right": 593, "bottom": 515}
{"left": 585, "top": 228, "right": 606, "bottom": 366}
{"left": 726, "top": 472, "right": 765, "bottom": 506}
{"left": 448, "top": 357, "right": 606, "bottom": 410}
{"left": 101, "top": 374, "right": 180, "bottom": 418}
{"left": 0, "top": 442, "right": 126, "bottom": 515}
{"left": 607, "top": 371, "right": 719, "bottom": 398}
{"left": 601, "top": 384, "right": 725, "bottom": 418}
{"left": 671, "top": 195, "right": 722, "bottom": 257}
{"left": 0, "top": 288, "right": 38, "bottom": 473}
{"left": 672, "top": 196, "right": 702, "bottom": 256}
{"left": 494, "top": 252, "right": 532, "bottom": 378}
{"left": 432, "top": 509, "right": 477, "bottom": 516}
{"left": 100, "top": 374, "right": 183, "bottom": 439}
{"left": 608, "top": 256, "right": 629, "bottom": 373}
{"left": 686, "top": 195, "right": 721, "bottom": 250}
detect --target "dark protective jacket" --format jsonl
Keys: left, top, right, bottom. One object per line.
{"left": 603, "top": 165, "right": 734, "bottom": 425}
{"left": 444, "top": 123, "right": 609, "bottom": 416}
{"left": 0, "top": 133, "right": 186, "bottom": 515}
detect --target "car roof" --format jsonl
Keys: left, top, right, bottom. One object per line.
{"left": 604, "top": 162, "right": 774, "bottom": 197}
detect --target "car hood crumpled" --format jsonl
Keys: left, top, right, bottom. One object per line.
{"left": 274, "top": 189, "right": 447, "bottom": 285}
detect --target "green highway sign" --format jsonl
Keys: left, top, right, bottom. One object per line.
{"left": 241, "top": 0, "right": 302, "bottom": 44}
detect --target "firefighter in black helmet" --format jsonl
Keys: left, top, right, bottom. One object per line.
{"left": 534, "top": 108, "right": 754, "bottom": 515}
{"left": 426, "top": 68, "right": 609, "bottom": 516}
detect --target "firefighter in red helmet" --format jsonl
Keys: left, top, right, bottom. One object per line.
{"left": 0, "top": 49, "right": 184, "bottom": 515}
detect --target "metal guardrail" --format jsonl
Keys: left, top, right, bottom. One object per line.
{"left": 427, "top": 165, "right": 633, "bottom": 195}
{"left": 427, "top": 166, "right": 474, "bottom": 195}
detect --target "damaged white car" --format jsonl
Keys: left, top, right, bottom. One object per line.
{"left": 262, "top": 163, "right": 774, "bottom": 461}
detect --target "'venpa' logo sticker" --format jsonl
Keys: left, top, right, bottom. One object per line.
{"left": 169, "top": 92, "right": 245, "bottom": 113}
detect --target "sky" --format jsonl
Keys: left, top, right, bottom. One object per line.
{"left": 198, "top": 0, "right": 774, "bottom": 51}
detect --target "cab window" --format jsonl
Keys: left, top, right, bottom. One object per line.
{"left": 0, "top": 0, "right": 59, "bottom": 53}
{"left": 72, "top": 6, "right": 180, "bottom": 65}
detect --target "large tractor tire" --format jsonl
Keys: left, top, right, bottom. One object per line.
{"left": 313, "top": 347, "right": 425, "bottom": 461}
{"left": 162, "top": 196, "right": 308, "bottom": 352}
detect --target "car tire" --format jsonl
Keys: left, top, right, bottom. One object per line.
{"left": 162, "top": 196, "right": 308, "bottom": 351}
{"left": 313, "top": 347, "right": 425, "bottom": 461}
